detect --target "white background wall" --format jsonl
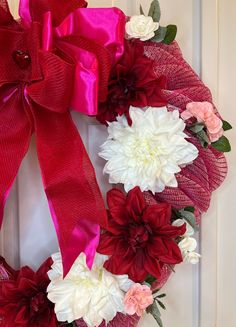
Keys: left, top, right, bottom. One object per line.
{"left": 1, "top": 0, "right": 236, "bottom": 326}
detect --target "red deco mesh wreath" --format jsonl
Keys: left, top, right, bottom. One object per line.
{"left": 144, "top": 41, "right": 227, "bottom": 214}
{"left": 0, "top": 0, "right": 230, "bottom": 326}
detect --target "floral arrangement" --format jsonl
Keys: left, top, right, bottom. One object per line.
{"left": 0, "top": 0, "right": 232, "bottom": 327}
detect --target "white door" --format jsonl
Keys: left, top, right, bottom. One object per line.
{"left": 1, "top": 0, "right": 236, "bottom": 326}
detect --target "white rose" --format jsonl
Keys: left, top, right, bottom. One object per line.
{"left": 126, "top": 15, "right": 159, "bottom": 41}
{"left": 172, "top": 219, "right": 194, "bottom": 237}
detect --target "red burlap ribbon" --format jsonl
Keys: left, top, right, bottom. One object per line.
{"left": 0, "top": 0, "right": 126, "bottom": 275}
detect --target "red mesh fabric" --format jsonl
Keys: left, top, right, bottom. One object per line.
{"left": 75, "top": 313, "right": 140, "bottom": 327}
{"left": 144, "top": 41, "right": 213, "bottom": 109}
{"left": 143, "top": 42, "right": 227, "bottom": 213}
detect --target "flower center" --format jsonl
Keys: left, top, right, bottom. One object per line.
{"left": 30, "top": 292, "right": 46, "bottom": 314}
{"left": 128, "top": 136, "right": 165, "bottom": 166}
{"left": 135, "top": 22, "right": 147, "bottom": 34}
{"left": 128, "top": 223, "right": 151, "bottom": 249}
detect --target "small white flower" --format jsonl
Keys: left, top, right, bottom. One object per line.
{"left": 184, "top": 251, "right": 201, "bottom": 264}
{"left": 178, "top": 237, "right": 201, "bottom": 264}
{"left": 47, "top": 252, "right": 134, "bottom": 326}
{"left": 178, "top": 237, "right": 197, "bottom": 252}
{"left": 172, "top": 219, "right": 194, "bottom": 236}
{"left": 99, "top": 107, "right": 198, "bottom": 193}
{"left": 126, "top": 15, "right": 159, "bottom": 41}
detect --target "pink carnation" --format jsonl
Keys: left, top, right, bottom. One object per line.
{"left": 181, "top": 101, "right": 223, "bottom": 142}
{"left": 124, "top": 283, "right": 153, "bottom": 317}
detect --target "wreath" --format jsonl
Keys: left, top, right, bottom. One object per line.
{"left": 0, "top": 1, "right": 232, "bottom": 327}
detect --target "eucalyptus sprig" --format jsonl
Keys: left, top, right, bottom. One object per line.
{"left": 147, "top": 291, "right": 167, "bottom": 327}
{"left": 140, "top": 0, "right": 177, "bottom": 44}
{"left": 175, "top": 206, "right": 198, "bottom": 232}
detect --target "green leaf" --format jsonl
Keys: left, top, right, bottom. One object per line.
{"left": 179, "top": 209, "right": 198, "bottom": 231}
{"left": 148, "top": 0, "right": 161, "bottom": 22}
{"left": 140, "top": 4, "right": 145, "bottom": 15}
{"left": 188, "top": 123, "right": 205, "bottom": 134}
{"left": 147, "top": 302, "right": 163, "bottom": 327}
{"left": 197, "top": 129, "right": 210, "bottom": 148}
{"left": 222, "top": 120, "right": 232, "bottom": 131}
{"left": 152, "top": 26, "right": 167, "bottom": 42}
{"left": 211, "top": 135, "right": 231, "bottom": 152}
{"left": 157, "top": 300, "right": 166, "bottom": 310}
{"left": 145, "top": 275, "right": 157, "bottom": 285}
{"left": 163, "top": 25, "right": 177, "bottom": 44}
{"left": 184, "top": 206, "right": 195, "bottom": 213}
{"left": 156, "top": 293, "right": 166, "bottom": 299}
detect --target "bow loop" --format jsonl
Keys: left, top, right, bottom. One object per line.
{"left": 27, "top": 50, "right": 74, "bottom": 113}
{"left": 20, "top": 0, "right": 87, "bottom": 27}
{"left": 0, "top": 22, "right": 42, "bottom": 84}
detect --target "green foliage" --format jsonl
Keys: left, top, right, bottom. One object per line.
{"left": 147, "top": 291, "right": 167, "bottom": 327}
{"left": 188, "top": 123, "right": 205, "bottom": 133}
{"left": 222, "top": 120, "right": 232, "bottom": 131}
{"left": 140, "top": 4, "right": 145, "bottom": 15}
{"left": 148, "top": 0, "right": 161, "bottom": 22}
{"left": 145, "top": 274, "right": 157, "bottom": 286}
{"left": 184, "top": 206, "right": 195, "bottom": 213}
{"left": 197, "top": 129, "right": 211, "bottom": 148}
{"left": 147, "top": 301, "right": 163, "bottom": 327}
{"left": 163, "top": 25, "right": 177, "bottom": 44}
{"left": 152, "top": 26, "right": 167, "bottom": 42}
{"left": 211, "top": 135, "right": 231, "bottom": 152}
{"left": 179, "top": 208, "right": 198, "bottom": 232}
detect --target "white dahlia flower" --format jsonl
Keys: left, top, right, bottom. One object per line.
{"left": 47, "top": 252, "right": 134, "bottom": 327}
{"left": 99, "top": 107, "right": 198, "bottom": 193}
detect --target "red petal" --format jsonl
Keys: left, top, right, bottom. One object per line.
{"left": 14, "top": 305, "right": 28, "bottom": 325}
{"left": 157, "top": 239, "right": 183, "bottom": 264}
{"left": 128, "top": 250, "right": 148, "bottom": 282}
{"left": 125, "top": 187, "right": 146, "bottom": 222}
{"left": 146, "top": 237, "right": 169, "bottom": 257}
{"left": 107, "top": 189, "right": 128, "bottom": 225}
{"left": 97, "top": 233, "right": 117, "bottom": 255}
{"left": 156, "top": 224, "right": 186, "bottom": 238}
{"left": 143, "top": 254, "right": 162, "bottom": 279}
{"left": 142, "top": 203, "right": 171, "bottom": 227}
{"left": 104, "top": 249, "right": 135, "bottom": 276}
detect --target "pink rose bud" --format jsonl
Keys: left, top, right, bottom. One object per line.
{"left": 124, "top": 283, "right": 154, "bottom": 317}
{"left": 181, "top": 101, "right": 223, "bottom": 142}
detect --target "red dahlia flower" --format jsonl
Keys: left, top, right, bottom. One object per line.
{"left": 0, "top": 258, "right": 57, "bottom": 327}
{"left": 96, "top": 40, "right": 167, "bottom": 124}
{"left": 98, "top": 187, "right": 186, "bottom": 282}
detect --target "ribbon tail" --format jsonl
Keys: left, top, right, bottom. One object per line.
{"left": 0, "top": 87, "right": 31, "bottom": 227}
{"left": 33, "top": 104, "right": 107, "bottom": 276}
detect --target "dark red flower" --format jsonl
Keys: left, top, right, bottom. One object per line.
{"left": 0, "top": 258, "right": 57, "bottom": 327}
{"left": 98, "top": 187, "right": 186, "bottom": 282}
{"left": 96, "top": 40, "right": 167, "bottom": 124}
